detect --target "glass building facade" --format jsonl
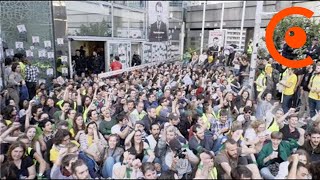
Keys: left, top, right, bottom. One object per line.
{"left": 0, "top": 1, "right": 184, "bottom": 83}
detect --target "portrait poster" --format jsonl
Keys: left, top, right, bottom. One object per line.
{"left": 17, "top": 24, "right": 27, "bottom": 33}
{"left": 15, "top": 42, "right": 24, "bottom": 49}
{"left": 148, "top": 1, "right": 169, "bottom": 42}
{"left": 26, "top": 50, "right": 34, "bottom": 57}
{"left": 44, "top": 40, "right": 52, "bottom": 48}
{"left": 32, "top": 36, "right": 40, "bottom": 45}
{"left": 47, "top": 52, "right": 54, "bottom": 59}
{"left": 46, "top": 68, "right": 54, "bottom": 76}
{"left": 5, "top": 49, "right": 14, "bottom": 57}
{"left": 38, "top": 50, "right": 47, "bottom": 58}
{"left": 208, "top": 30, "right": 225, "bottom": 52}
{"left": 57, "top": 38, "right": 64, "bottom": 45}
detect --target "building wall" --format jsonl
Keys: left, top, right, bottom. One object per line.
{"left": 0, "top": 1, "right": 55, "bottom": 82}
{"left": 185, "top": 1, "right": 320, "bottom": 52}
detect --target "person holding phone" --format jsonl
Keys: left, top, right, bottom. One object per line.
{"left": 257, "top": 131, "right": 299, "bottom": 179}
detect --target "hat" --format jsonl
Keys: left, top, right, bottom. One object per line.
{"left": 168, "top": 113, "right": 179, "bottom": 120}
{"left": 136, "top": 121, "right": 145, "bottom": 126}
{"left": 168, "top": 138, "right": 182, "bottom": 151}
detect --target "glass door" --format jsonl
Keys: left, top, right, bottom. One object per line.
{"left": 107, "top": 41, "right": 131, "bottom": 70}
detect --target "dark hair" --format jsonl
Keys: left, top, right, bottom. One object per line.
{"left": 155, "top": 1, "right": 163, "bottom": 11}
{"left": 309, "top": 127, "right": 320, "bottom": 136}
{"left": 4, "top": 57, "right": 12, "bottom": 66}
{"left": 225, "top": 138, "right": 237, "bottom": 146}
{"left": 85, "top": 121, "right": 99, "bottom": 138}
{"left": 219, "top": 109, "right": 228, "bottom": 117}
{"left": 3, "top": 105, "right": 16, "bottom": 120}
{"left": 7, "top": 142, "right": 27, "bottom": 161}
{"left": 158, "top": 170, "right": 176, "bottom": 179}
{"left": 54, "top": 129, "right": 71, "bottom": 145}
{"left": 71, "top": 159, "right": 87, "bottom": 175}
{"left": 141, "top": 162, "right": 156, "bottom": 175}
{"left": 56, "top": 121, "right": 69, "bottom": 129}
{"left": 115, "top": 56, "right": 120, "bottom": 61}
{"left": 72, "top": 114, "right": 85, "bottom": 136}
{"left": 11, "top": 62, "right": 19, "bottom": 72}
{"left": 150, "top": 122, "right": 160, "bottom": 131}
{"left": 192, "top": 123, "right": 202, "bottom": 133}
{"left": 31, "top": 105, "right": 42, "bottom": 116}
{"left": 0, "top": 162, "right": 18, "bottom": 179}
{"left": 288, "top": 161, "right": 309, "bottom": 176}
{"left": 271, "top": 131, "right": 283, "bottom": 140}
{"left": 231, "top": 165, "right": 252, "bottom": 179}
{"left": 61, "top": 153, "right": 78, "bottom": 168}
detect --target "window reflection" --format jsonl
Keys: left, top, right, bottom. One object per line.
{"left": 66, "top": 1, "right": 112, "bottom": 37}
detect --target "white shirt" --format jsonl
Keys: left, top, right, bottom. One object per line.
{"left": 111, "top": 124, "right": 122, "bottom": 135}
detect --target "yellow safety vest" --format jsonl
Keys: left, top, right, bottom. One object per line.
{"left": 256, "top": 72, "right": 266, "bottom": 92}
{"left": 309, "top": 74, "right": 320, "bottom": 101}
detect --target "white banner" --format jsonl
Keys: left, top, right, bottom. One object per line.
{"left": 98, "top": 58, "right": 178, "bottom": 79}
{"left": 148, "top": 1, "right": 169, "bottom": 42}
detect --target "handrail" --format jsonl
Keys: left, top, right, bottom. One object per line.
{"left": 98, "top": 56, "right": 181, "bottom": 79}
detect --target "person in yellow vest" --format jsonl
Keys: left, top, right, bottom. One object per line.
{"left": 195, "top": 150, "right": 218, "bottom": 179}
{"left": 308, "top": 63, "right": 320, "bottom": 117}
{"left": 255, "top": 68, "right": 266, "bottom": 95}
{"left": 279, "top": 68, "right": 297, "bottom": 113}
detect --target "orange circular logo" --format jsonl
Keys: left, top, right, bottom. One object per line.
{"left": 265, "top": 7, "right": 314, "bottom": 68}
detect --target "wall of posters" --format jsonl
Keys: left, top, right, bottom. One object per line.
{"left": 148, "top": 1, "right": 169, "bottom": 42}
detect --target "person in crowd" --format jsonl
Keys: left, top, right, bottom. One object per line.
{"left": 308, "top": 62, "right": 320, "bottom": 118}
{"left": 71, "top": 159, "right": 91, "bottom": 179}
{"left": 1, "top": 49, "right": 320, "bottom": 179}
{"left": 257, "top": 131, "right": 300, "bottom": 179}
{"left": 215, "top": 138, "right": 260, "bottom": 179}
{"left": 300, "top": 127, "right": 320, "bottom": 162}
{"left": 0, "top": 141, "right": 36, "bottom": 179}
{"left": 25, "top": 59, "right": 39, "bottom": 100}
{"left": 276, "top": 149, "right": 311, "bottom": 179}
{"left": 7, "top": 62, "right": 24, "bottom": 105}
{"left": 101, "top": 134, "right": 124, "bottom": 178}
{"left": 110, "top": 56, "right": 122, "bottom": 71}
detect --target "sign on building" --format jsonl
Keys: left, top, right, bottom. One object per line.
{"left": 148, "top": 1, "right": 169, "bottom": 42}
{"left": 208, "top": 30, "right": 226, "bottom": 52}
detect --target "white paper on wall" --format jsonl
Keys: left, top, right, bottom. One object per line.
{"left": 32, "top": 36, "right": 40, "bottom": 44}
{"left": 5, "top": 49, "right": 14, "bottom": 57}
{"left": 61, "top": 56, "right": 68, "bottom": 63}
{"left": 46, "top": 68, "right": 54, "bottom": 76}
{"left": 15, "top": 42, "right": 24, "bottom": 49}
{"left": 57, "top": 38, "right": 64, "bottom": 45}
{"left": 39, "top": 79, "right": 46, "bottom": 85}
{"left": 17, "top": 24, "right": 27, "bottom": 33}
{"left": 47, "top": 52, "right": 54, "bottom": 59}
{"left": 44, "top": 41, "right": 52, "bottom": 48}
{"left": 61, "top": 67, "right": 68, "bottom": 75}
{"left": 26, "top": 50, "right": 34, "bottom": 57}
{"left": 30, "top": 46, "right": 35, "bottom": 50}
{"left": 38, "top": 50, "right": 47, "bottom": 58}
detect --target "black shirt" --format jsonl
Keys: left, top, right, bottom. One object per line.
{"left": 280, "top": 124, "right": 300, "bottom": 141}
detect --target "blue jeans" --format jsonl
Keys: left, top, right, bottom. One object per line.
{"left": 101, "top": 157, "right": 115, "bottom": 178}
{"left": 309, "top": 97, "right": 320, "bottom": 118}
{"left": 79, "top": 151, "right": 98, "bottom": 178}
{"left": 282, "top": 94, "right": 293, "bottom": 114}
{"left": 212, "top": 136, "right": 227, "bottom": 154}
{"left": 260, "top": 167, "right": 275, "bottom": 179}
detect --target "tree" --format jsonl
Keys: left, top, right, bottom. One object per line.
{"left": 75, "top": 18, "right": 111, "bottom": 36}
{"left": 273, "top": 16, "right": 320, "bottom": 58}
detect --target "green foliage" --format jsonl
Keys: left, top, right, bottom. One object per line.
{"left": 75, "top": 18, "right": 111, "bottom": 37}
{"left": 273, "top": 16, "right": 320, "bottom": 51}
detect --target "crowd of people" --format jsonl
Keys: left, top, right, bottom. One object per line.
{"left": 0, "top": 38, "right": 320, "bottom": 180}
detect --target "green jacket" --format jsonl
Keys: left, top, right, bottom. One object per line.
{"left": 257, "top": 139, "right": 299, "bottom": 168}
